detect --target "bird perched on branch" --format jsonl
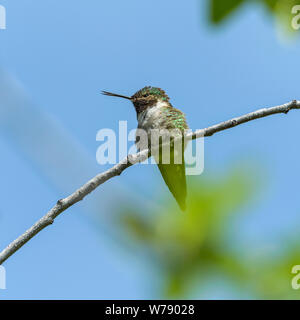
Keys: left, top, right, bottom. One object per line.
{"left": 102, "top": 86, "right": 189, "bottom": 211}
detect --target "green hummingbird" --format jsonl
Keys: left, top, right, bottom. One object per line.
{"left": 102, "top": 86, "right": 189, "bottom": 211}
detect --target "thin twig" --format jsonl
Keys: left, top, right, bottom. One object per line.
{"left": 0, "top": 100, "right": 299, "bottom": 265}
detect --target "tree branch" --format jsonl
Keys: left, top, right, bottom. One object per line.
{"left": 0, "top": 100, "right": 299, "bottom": 265}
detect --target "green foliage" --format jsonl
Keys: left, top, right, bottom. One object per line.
{"left": 248, "top": 244, "right": 300, "bottom": 299}
{"left": 116, "top": 169, "right": 255, "bottom": 297}
{"left": 210, "top": 0, "right": 245, "bottom": 24}
{"left": 209, "top": 0, "right": 300, "bottom": 34}
{"left": 115, "top": 168, "right": 300, "bottom": 299}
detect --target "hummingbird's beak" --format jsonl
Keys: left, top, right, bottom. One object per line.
{"left": 101, "top": 90, "right": 132, "bottom": 100}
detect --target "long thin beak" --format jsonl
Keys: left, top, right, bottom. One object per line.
{"left": 101, "top": 90, "right": 132, "bottom": 100}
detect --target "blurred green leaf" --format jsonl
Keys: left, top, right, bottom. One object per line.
{"left": 209, "top": 0, "right": 300, "bottom": 35}
{"left": 115, "top": 166, "right": 300, "bottom": 299}
{"left": 210, "top": 0, "right": 245, "bottom": 24}
{"left": 268, "top": 0, "right": 300, "bottom": 34}
{"left": 116, "top": 168, "right": 256, "bottom": 297}
{"left": 263, "top": 0, "right": 277, "bottom": 11}
{"left": 248, "top": 243, "right": 300, "bottom": 299}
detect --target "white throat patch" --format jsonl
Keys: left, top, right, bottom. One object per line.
{"left": 137, "top": 100, "right": 168, "bottom": 131}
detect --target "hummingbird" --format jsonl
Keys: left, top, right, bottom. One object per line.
{"left": 102, "top": 86, "right": 189, "bottom": 211}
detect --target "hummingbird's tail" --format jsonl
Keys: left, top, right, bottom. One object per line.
{"left": 157, "top": 163, "right": 187, "bottom": 211}
{"left": 156, "top": 145, "right": 187, "bottom": 212}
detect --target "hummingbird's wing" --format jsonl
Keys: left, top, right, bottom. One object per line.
{"left": 156, "top": 142, "right": 187, "bottom": 211}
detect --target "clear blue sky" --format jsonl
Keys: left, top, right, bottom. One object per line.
{"left": 0, "top": 0, "right": 300, "bottom": 299}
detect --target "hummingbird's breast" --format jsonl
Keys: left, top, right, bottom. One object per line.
{"left": 135, "top": 100, "right": 188, "bottom": 151}
{"left": 137, "top": 100, "right": 167, "bottom": 132}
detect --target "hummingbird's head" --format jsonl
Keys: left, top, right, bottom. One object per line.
{"left": 102, "top": 86, "right": 170, "bottom": 114}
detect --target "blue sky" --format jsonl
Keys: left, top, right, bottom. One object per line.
{"left": 0, "top": 0, "right": 300, "bottom": 299}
